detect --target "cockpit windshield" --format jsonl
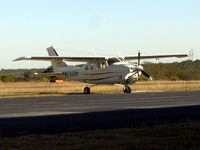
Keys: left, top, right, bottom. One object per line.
{"left": 107, "top": 57, "right": 123, "bottom": 65}
{"left": 83, "top": 57, "right": 124, "bottom": 70}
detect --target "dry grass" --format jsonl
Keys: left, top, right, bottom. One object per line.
{"left": 1, "top": 121, "right": 200, "bottom": 150}
{"left": 0, "top": 81, "right": 200, "bottom": 98}
{"left": 132, "top": 81, "right": 200, "bottom": 92}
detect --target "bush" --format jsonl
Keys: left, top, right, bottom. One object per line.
{"left": 23, "top": 72, "right": 31, "bottom": 81}
{"left": 170, "top": 76, "right": 179, "bottom": 81}
{"left": 14, "top": 76, "right": 24, "bottom": 82}
{"left": 1, "top": 75, "right": 15, "bottom": 82}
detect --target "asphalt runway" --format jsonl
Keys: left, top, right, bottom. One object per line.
{"left": 0, "top": 91, "right": 200, "bottom": 136}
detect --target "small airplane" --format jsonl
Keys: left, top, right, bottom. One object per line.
{"left": 14, "top": 46, "right": 188, "bottom": 94}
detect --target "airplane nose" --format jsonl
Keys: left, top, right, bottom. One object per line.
{"left": 129, "top": 66, "right": 135, "bottom": 72}
{"left": 129, "top": 65, "right": 143, "bottom": 72}
{"left": 136, "top": 65, "right": 143, "bottom": 71}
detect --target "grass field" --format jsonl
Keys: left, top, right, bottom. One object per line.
{"left": 0, "top": 121, "right": 200, "bottom": 150}
{"left": 0, "top": 81, "right": 200, "bottom": 98}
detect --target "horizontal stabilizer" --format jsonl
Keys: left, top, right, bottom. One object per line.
{"left": 31, "top": 72, "right": 64, "bottom": 77}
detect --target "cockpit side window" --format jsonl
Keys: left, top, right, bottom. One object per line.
{"left": 96, "top": 62, "right": 106, "bottom": 69}
{"left": 84, "top": 64, "right": 99, "bottom": 70}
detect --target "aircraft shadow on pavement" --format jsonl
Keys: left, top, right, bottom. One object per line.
{"left": 1, "top": 105, "right": 200, "bottom": 137}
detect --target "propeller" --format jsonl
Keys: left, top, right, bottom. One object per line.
{"left": 136, "top": 49, "right": 152, "bottom": 80}
{"left": 125, "top": 49, "right": 152, "bottom": 81}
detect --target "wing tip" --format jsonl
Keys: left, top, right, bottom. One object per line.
{"left": 13, "top": 57, "right": 24, "bottom": 61}
{"left": 177, "top": 54, "right": 189, "bottom": 58}
{"left": 13, "top": 56, "right": 31, "bottom": 61}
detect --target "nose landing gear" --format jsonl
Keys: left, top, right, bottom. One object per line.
{"left": 123, "top": 85, "right": 132, "bottom": 93}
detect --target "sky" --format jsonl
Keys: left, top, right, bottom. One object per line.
{"left": 0, "top": 0, "right": 199, "bottom": 69}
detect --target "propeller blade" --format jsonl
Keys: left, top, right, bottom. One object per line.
{"left": 141, "top": 70, "right": 152, "bottom": 80}
{"left": 138, "top": 49, "right": 140, "bottom": 65}
{"left": 125, "top": 72, "right": 135, "bottom": 80}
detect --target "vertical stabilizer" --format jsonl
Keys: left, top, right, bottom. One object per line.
{"left": 46, "top": 46, "right": 67, "bottom": 72}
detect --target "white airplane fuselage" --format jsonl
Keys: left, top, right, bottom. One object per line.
{"left": 61, "top": 62, "right": 140, "bottom": 85}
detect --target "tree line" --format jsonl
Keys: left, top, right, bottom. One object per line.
{"left": 142, "top": 60, "right": 200, "bottom": 80}
{"left": 0, "top": 68, "right": 47, "bottom": 82}
{"left": 0, "top": 60, "right": 200, "bottom": 82}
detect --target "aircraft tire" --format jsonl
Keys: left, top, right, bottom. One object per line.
{"left": 84, "top": 87, "right": 90, "bottom": 94}
{"left": 123, "top": 86, "right": 132, "bottom": 93}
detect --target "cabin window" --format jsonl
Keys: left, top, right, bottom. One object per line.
{"left": 96, "top": 63, "right": 106, "bottom": 69}
{"left": 85, "top": 62, "right": 107, "bottom": 70}
{"left": 96, "top": 63, "right": 101, "bottom": 69}
{"left": 85, "top": 65, "right": 88, "bottom": 70}
{"left": 90, "top": 64, "right": 94, "bottom": 70}
{"left": 85, "top": 64, "right": 94, "bottom": 70}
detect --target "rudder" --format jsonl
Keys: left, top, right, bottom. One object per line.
{"left": 46, "top": 46, "right": 67, "bottom": 72}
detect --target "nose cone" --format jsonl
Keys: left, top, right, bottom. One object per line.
{"left": 129, "top": 65, "right": 143, "bottom": 72}
{"left": 137, "top": 65, "right": 143, "bottom": 71}
{"left": 128, "top": 65, "right": 135, "bottom": 72}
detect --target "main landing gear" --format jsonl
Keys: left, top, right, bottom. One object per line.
{"left": 84, "top": 87, "right": 91, "bottom": 94}
{"left": 83, "top": 85, "right": 132, "bottom": 94}
{"left": 123, "top": 85, "right": 132, "bottom": 93}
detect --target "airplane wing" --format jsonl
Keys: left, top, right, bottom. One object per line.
{"left": 14, "top": 56, "right": 106, "bottom": 63}
{"left": 14, "top": 54, "right": 188, "bottom": 63}
{"left": 124, "top": 54, "right": 188, "bottom": 60}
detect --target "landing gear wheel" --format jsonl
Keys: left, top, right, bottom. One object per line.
{"left": 123, "top": 86, "right": 132, "bottom": 93}
{"left": 84, "top": 87, "right": 90, "bottom": 94}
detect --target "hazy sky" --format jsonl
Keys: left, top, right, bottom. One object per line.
{"left": 0, "top": 0, "right": 199, "bottom": 69}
